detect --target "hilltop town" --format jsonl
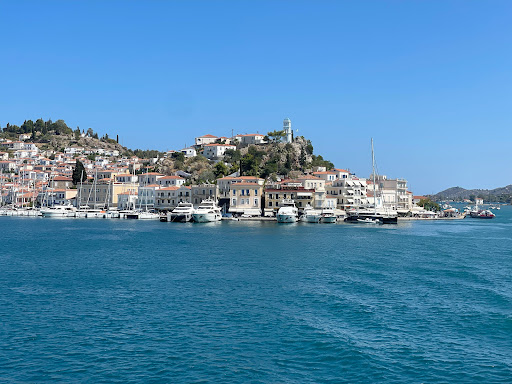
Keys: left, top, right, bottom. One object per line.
{"left": 0, "top": 118, "right": 427, "bottom": 216}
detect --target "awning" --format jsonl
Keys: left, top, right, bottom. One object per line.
{"left": 345, "top": 180, "right": 354, "bottom": 186}
{"left": 347, "top": 199, "right": 354, "bottom": 203}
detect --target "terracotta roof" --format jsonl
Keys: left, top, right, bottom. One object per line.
{"left": 159, "top": 175, "right": 184, "bottom": 179}
{"left": 204, "top": 143, "right": 236, "bottom": 147}
{"left": 198, "top": 134, "right": 218, "bottom": 138}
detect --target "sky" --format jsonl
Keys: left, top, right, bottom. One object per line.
{"left": 0, "top": 1, "right": 511, "bottom": 194}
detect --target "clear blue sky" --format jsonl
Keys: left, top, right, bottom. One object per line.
{"left": 1, "top": 1, "right": 511, "bottom": 194}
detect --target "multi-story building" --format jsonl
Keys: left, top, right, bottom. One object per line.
{"left": 202, "top": 144, "right": 237, "bottom": 160}
{"left": 77, "top": 180, "right": 134, "bottom": 208}
{"left": 235, "top": 134, "right": 266, "bottom": 146}
{"left": 326, "top": 177, "right": 368, "bottom": 211}
{"left": 194, "top": 134, "right": 218, "bottom": 146}
{"left": 138, "top": 172, "right": 164, "bottom": 186}
{"left": 371, "top": 175, "right": 413, "bottom": 214}
{"left": 229, "top": 182, "right": 263, "bottom": 216}
{"left": 157, "top": 175, "right": 185, "bottom": 188}
{"left": 155, "top": 185, "right": 191, "bottom": 210}
{"left": 191, "top": 184, "right": 219, "bottom": 206}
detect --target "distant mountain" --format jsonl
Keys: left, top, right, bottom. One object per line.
{"left": 430, "top": 185, "right": 512, "bottom": 202}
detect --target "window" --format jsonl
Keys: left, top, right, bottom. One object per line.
{"left": 269, "top": 201, "right": 272, "bottom": 207}
{"left": 254, "top": 198, "right": 258, "bottom": 206}
{"left": 246, "top": 189, "right": 249, "bottom": 196}
{"left": 255, "top": 189, "right": 258, "bottom": 196}
{"left": 232, "top": 198, "right": 236, "bottom": 205}
{"left": 233, "top": 190, "right": 236, "bottom": 196}
{"left": 241, "top": 190, "right": 245, "bottom": 196}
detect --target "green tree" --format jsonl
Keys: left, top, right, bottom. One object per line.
{"left": 34, "top": 118, "right": 45, "bottom": 132}
{"left": 72, "top": 159, "right": 87, "bottom": 185}
{"left": 417, "top": 198, "right": 441, "bottom": 212}
{"left": 86, "top": 128, "right": 94, "bottom": 137}
{"left": 266, "top": 130, "right": 286, "bottom": 143}
{"left": 223, "top": 149, "right": 241, "bottom": 164}
{"left": 171, "top": 152, "right": 185, "bottom": 162}
{"left": 214, "top": 162, "right": 229, "bottom": 178}
{"left": 50, "top": 119, "right": 72, "bottom": 135}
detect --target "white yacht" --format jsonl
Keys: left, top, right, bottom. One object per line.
{"left": 277, "top": 199, "right": 298, "bottom": 223}
{"left": 41, "top": 205, "right": 76, "bottom": 218}
{"left": 320, "top": 207, "right": 337, "bottom": 223}
{"left": 192, "top": 199, "right": 222, "bottom": 223}
{"left": 84, "top": 209, "right": 106, "bottom": 218}
{"left": 125, "top": 210, "right": 160, "bottom": 220}
{"left": 162, "top": 202, "right": 195, "bottom": 222}
{"left": 301, "top": 204, "right": 321, "bottom": 223}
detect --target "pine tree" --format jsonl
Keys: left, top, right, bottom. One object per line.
{"left": 72, "top": 159, "right": 87, "bottom": 185}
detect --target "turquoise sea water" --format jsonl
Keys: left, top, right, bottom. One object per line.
{"left": 1, "top": 209, "right": 512, "bottom": 383}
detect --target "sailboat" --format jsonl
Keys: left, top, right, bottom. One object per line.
{"left": 345, "top": 139, "right": 398, "bottom": 224}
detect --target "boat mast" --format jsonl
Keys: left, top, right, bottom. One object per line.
{"left": 371, "top": 138, "right": 377, "bottom": 215}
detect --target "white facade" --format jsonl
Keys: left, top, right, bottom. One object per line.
{"left": 181, "top": 147, "right": 197, "bottom": 158}
{"left": 195, "top": 134, "right": 218, "bottom": 146}
{"left": 157, "top": 175, "right": 185, "bottom": 188}
{"left": 202, "top": 144, "right": 237, "bottom": 160}
{"left": 283, "top": 118, "right": 292, "bottom": 143}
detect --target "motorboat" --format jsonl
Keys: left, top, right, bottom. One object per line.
{"left": 126, "top": 210, "right": 160, "bottom": 220}
{"left": 477, "top": 210, "right": 495, "bottom": 219}
{"left": 84, "top": 209, "right": 106, "bottom": 218}
{"left": 302, "top": 205, "right": 321, "bottom": 223}
{"left": 192, "top": 199, "right": 222, "bottom": 222}
{"left": 163, "top": 202, "right": 195, "bottom": 222}
{"left": 320, "top": 208, "right": 337, "bottom": 223}
{"left": 41, "top": 205, "right": 76, "bottom": 218}
{"left": 356, "top": 217, "right": 382, "bottom": 224}
{"left": 277, "top": 199, "right": 298, "bottom": 223}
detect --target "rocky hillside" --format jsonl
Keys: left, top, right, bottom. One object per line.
{"left": 35, "top": 132, "right": 128, "bottom": 155}
{"left": 157, "top": 136, "right": 334, "bottom": 183}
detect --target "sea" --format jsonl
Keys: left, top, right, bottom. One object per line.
{"left": 1, "top": 207, "right": 511, "bottom": 383}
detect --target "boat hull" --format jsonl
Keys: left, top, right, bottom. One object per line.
{"left": 192, "top": 213, "right": 221, "bottom": 223}
{"left": 345, "top": 214, "right": 397, "bottom": 224}
{"left": 171, "top": 213, "right": 192, "bottom": 222}
{"left": 321, "top": 215, "right": 337, "bottom": 223}
{"left": 277, "top": 214, "right": 297, "bottom": 223}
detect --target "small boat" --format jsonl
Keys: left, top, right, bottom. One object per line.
{"left": 125, "top": 210, "right": 160, "bottom": 220}
{"left": 357, "top": 217, "right": 382, "bottom": 224}
{"left": 277, "top": 199, "right": 298, "bottom": 223}
{"left": 301, "top": 204, "right": 321, "bottom": 223}
{"left": 477, "top": 210, "right": 495, "bottom": 219}
{"left": 320, "top": 208, "right": 337, "bottom": 223}
{"left": 41, "top": 205, "right": 76, "bottom": 218}
{"left": 192, "top": 199, "right": 222, "bottom": 222}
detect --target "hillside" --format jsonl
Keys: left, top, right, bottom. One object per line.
{"left": 157, "top": 136, "right": 334, "bottom": 184}
{"left": 0, "top": 118, "right": 161, "bottom": 159}
{"left": 431, "top": 185, "right": 512, "bottom": 203}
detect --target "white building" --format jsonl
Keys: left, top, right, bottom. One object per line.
{"left": 157, "top": 175, "right": 185, "bottom": 188}
{"left": 326, "top": 177, "right": 368, "bottom": 211}
{"left": 202, "top": 144, "right": 237, "bottom": 160}
{"left": 180, "top": 147, "right": 197, "bottom": 158}
{"left": 195, "top": 134, "right": 218, "bottom": 146}
{"left": 138, "top": 172, "right": 164, "bottom": 186}
{"left": 236, "top": 134, "right": 266, "bottom": 145}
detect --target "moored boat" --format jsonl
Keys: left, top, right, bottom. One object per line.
{"left": 277, "top": 199, "right": 298, "bottom": 223}
{"left": 192, "top": 199, "right": 221, "bottom": 222}
{"left": 41, "top": 205, "right": 76, "bottom": 218}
